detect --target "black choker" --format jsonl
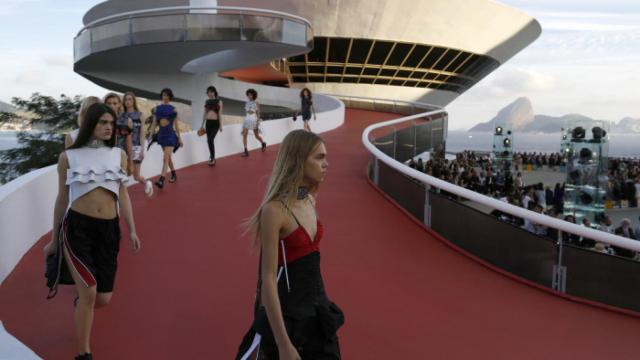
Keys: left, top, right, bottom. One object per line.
{"left": 297, "top": 187, "right": 309, "bottom": 200}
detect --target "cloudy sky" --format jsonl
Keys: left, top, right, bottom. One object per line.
{"left": 0, "top": 0, "right": 638, "bottom": 129}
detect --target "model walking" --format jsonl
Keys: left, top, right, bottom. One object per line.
{"left": 44, "top": 103, "right": 141, "bottom": 360}
{"left": 201, "top": 86, "right": 224, "bottom": 166}
{"left": 122, "top": 91, "right": 153, "bottom": 196}
{"left": 148, "top": 88, "right": 182, "bottom": 189}
{"left": 241, "top": 88, "right": 266, "bottom": 157}
{"left": 236, "top": 130, "right": 344, "bottom": 360}
{"left": 65, "top": 96, "right": 101, "bottom": 148}
{"left": 297, "top": 88, "right": 316, "bottom": 132}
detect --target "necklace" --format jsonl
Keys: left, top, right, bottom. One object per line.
{"left": 297, "top": 187, "right": 309, "bottom": 200}
{"left": 87, "top": 137, "right": 105, "bottom": 148}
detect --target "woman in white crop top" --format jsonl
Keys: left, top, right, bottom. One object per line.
{"left": 44, "top": 103, "right": 141, "bottom": 360}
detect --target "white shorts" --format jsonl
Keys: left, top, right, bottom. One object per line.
{"left": 243, "top": 117, "right": 257, "bottom": 130}
{"left": 132, "top": 145, "right": 143, "bottom": 163}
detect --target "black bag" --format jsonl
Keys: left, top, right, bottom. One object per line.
{"left": 45, "top": 247, "right": 73, "bottom": 299}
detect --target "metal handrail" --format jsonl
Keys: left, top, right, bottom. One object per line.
{"left": 362, "top": 106, "right": 640, "bottom": 252}
{"left": 77, "top": 5, "right": 311, "bottom": 36}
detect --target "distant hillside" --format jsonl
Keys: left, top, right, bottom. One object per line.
{"left": 0, "top": 100, "right": 16, "bottom": 113}
{"left": 469, "top": 97, "right": 638, "bottom": 133}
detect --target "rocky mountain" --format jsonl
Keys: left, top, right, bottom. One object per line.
{"left": 0, "top": 100, "right": 16, "bottom": 113}
{"left": 612, "top": 117, "right": 640, "bottom": 133}
{"left": 469, "top": 97, "right": 533, "bottom": 132}
{"left": 469, "top": 97, "right": 638, "bottom": 133}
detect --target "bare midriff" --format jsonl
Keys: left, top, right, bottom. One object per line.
{"left": 205, "top": 110, "right": 219, "bottom": 121}
{"left": 70, "top": 188, "right": 118, "bottom": 219}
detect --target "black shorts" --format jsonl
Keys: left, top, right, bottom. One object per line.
{"left": 63, "top": 209, "right": 121, "bottom": 293}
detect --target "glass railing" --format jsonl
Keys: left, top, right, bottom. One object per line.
{"left": 362, "top": 102, "right": 640, "bottom": 313}
{"left": 74, "top": 6, "right": 313, "bottom": 62}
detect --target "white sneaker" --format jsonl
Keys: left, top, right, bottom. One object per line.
{"left": 144, "top": 180, "right": 154, "bottom": 197}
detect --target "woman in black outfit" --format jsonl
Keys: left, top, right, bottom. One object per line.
{"left": 201, "top": 86, "right": 224, "bottom": 166}
{"left": 236, "top": 130, "right": 344, "bottom": 360}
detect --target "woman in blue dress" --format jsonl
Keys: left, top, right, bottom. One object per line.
{"left": 148, "top": 88, "right": 182, "bottom": 189}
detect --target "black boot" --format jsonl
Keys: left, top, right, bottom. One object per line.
{"left": 261, "top": 142, "right": 267, "bottom": 152}
{"left": 75, "top": 353, "right": 92, "bottom": 360}
{"left": 169, "top": 170, "right": 177, "bottom": 183}
{"left": 155, "top": 176, "right": 165, "bottom": 189}
{"left": 241, "top": 148, "right": 249, "bottom": 157}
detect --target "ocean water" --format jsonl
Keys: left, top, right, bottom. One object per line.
{"left": 0, "top": 131, "right": 21, "bottom": 151}
{"left": 447, "top": 131, "right": 640, "bottom": 158}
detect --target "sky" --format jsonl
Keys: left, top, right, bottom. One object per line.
{"left": 0, "top": 0, "right": 638, "bottom": 130}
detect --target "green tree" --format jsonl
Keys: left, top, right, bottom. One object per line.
{"left": 0, "top": 93, "right": 82, "bottom": 184}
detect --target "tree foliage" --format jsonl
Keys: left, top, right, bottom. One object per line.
{"left": 0, "top": 93, "right": 82, "bottom": 184}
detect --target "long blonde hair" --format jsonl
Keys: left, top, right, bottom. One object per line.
{"left": 103, "top": 92, "right": 122, "bottom": 114}
{"left": 78, "top": 96, "right": 100, "bottom": 127}
{"left": 123, "top": 91, "right": 139, "bottom": 112}
{"left": 246, "top": 130, "right": 324, "bottom": 247}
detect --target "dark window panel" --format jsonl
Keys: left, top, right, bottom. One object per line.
{"left": 426, "top": 82, "right": 440, "bottom": 89}
{"left": 326, "top": 66, "right": 344, "bottom": 74}
{"left": 396, "top": 70, "right": 411, "bottom": 78}
{"left": 390, "top": 80, "right": 404, "bottom": 86}
{"left": 410, "top": 71, "right": 426, "bottom": 79}
{"left": 288, "top": 65, "right": 306, "bottom": 74}
{"left": 362, "top": 67, "right": 379, "bottom": 76}
{"left": 308, "top": 76, "right": 324, "bottom": 82}
{"left": 417, "top": 82, "right": 429, "bottom": 88}
{"left": 403, "top": 45, "right": 430, "bottom": 67}
{"left": 386, "top": 43, "right": 413, "bottom": 66}
{"left": 404, "top": 80, "right": 418, "bottom": 86}
{"left": 367, "top": 41, "right": 394, "bottom": 65}
{"left": 325, "top": 76, "right": 342, "bottom": 83}
{"left": 328, "top": 37, "right": 350, "bottom": 63}
{"left": 288, "top": 54, "right": 306, "bottom": 62}
{"left": 292, "top": 76, "right": 307, "bottom": 82}
{"left": 420, "top": 46, "right": 445, "bottom": 69}
{"left": 375, "top": 78, "right": 391, "bottom": 85}
{"left": 307, "top": 65, "right": 324, "bottom": 74}
{"left": 359, "top": 77, "right": 375, "bottom": 84}
{"left": 379, "top": 69, "right": 396, "bottom": 77}
{"left": 342, "top": 77, "right": 359, "bottom": 83}
{"left": 433, "top": 49, "right": 457, "bottom": 71}
{"left": 307, "top": 37, "right": 327, "bottom": 62}
{"left": 344, "top": 66, "right": 363, "bottom": 74}
{"left": 457, "top": 55, "right": 480, "bottom": 75}
{"left": 439, "top": 84, "right": 460, "bottom": 92}
{"left": 348, "top": 39, "right": 374, "bottom": 63}
{"left": 447, "top": 51, "right": 470, "bottom": 72}
{"left": 425, "top": 72, "right": 438, "bottom": 80}
{"left": 447, "top": 76, "right": 468, "bottom": 85}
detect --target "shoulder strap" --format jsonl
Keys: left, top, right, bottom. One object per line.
{"left": 280, "top": 201, "right": 301, "bottom": 226}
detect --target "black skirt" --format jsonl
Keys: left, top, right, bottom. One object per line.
{"left": 236, "top": 251, "right": 344, "bottom": 360}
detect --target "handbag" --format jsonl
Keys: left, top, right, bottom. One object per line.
{"left": 197, "top": 127, "right": 206, "bottom": 136}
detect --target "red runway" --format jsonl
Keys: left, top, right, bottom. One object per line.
{"left": 1, "top": 109, "right": 640, "bottom": 359}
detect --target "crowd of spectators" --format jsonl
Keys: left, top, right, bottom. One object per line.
{"left": 406, "top": 150, "right": 640, "bottom": 260}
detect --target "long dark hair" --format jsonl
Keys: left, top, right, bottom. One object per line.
{"left": 206, "top": 86, "right": 218, "bottom": 98}
{"left": 299, "top": 87, "right": 313, "bottom": 100}
{"left": 69, "top": 103, "right": 117, "bottom": 149}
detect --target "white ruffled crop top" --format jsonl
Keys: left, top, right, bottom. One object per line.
{"left": 65, "top": 147, "right": 128, "bottom": 204}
